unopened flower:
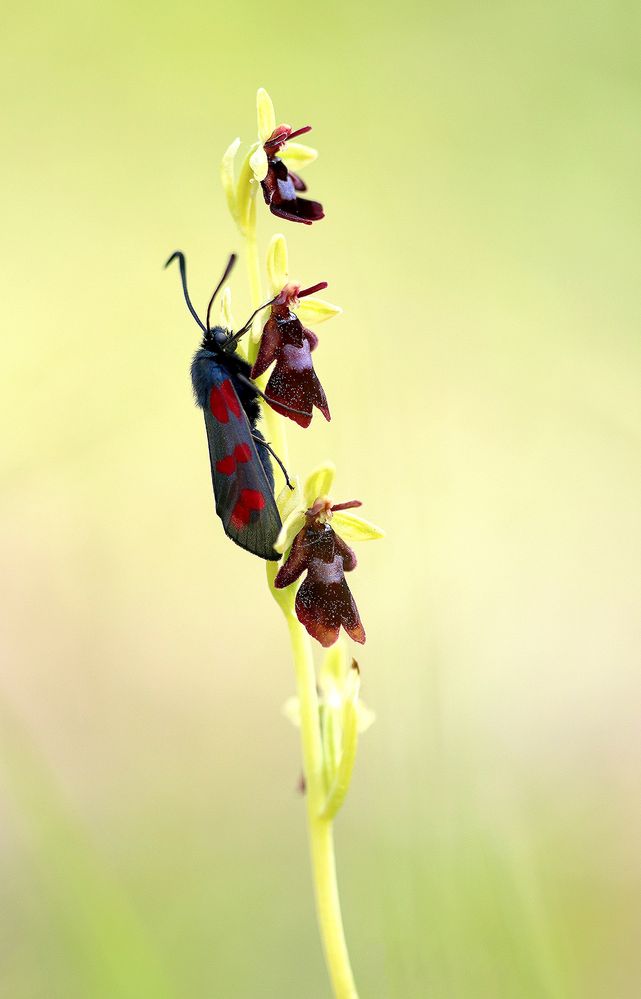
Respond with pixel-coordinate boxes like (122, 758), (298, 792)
(283, 643), (375, 736)
(274, 464), (384, 647)
(283, 643), (375, 816)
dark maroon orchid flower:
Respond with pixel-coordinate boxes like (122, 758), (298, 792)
(252, 282), (331, 429)
(274, 498), (366, 648)
(260, 125), (324, 225)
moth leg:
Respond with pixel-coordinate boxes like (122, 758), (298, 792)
(251, 435), (294, 491)
(235, 373), (312, 420)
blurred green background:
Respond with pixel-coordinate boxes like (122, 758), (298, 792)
(2, 1), (640, 996)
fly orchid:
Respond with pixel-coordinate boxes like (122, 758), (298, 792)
(222, 88), (323, 237)
(273, 463), (384, 647)
(250, 235), (341, 427)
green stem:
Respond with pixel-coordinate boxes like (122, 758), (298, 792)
(286, 615), (359, 999)
(246, 204), (357, 998)
(244, 220), (289, 485)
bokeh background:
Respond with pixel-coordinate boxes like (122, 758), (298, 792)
(2, 1), (640, 996)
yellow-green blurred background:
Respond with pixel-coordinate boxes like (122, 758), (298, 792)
(2, 1), (640, 996)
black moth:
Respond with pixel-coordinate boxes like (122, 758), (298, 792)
(166, 251), (294, 561)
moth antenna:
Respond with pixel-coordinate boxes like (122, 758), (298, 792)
(228, 295), (278, 345)
(206, 254), (237, 333)
(165, 251), (207, 333)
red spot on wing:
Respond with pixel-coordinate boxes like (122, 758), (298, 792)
(209, 380), (242, 423)
(244, 489), (265, 510)
(215, 455), (236, 475)
(221, 379), (241, 418)
(230, 489), (266, 528)
(209, 386), (229, 423)
(215, 443), (253, 477)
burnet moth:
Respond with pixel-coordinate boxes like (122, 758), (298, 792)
(166, 251), (297, 561)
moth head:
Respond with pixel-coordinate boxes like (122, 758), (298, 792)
(206, 326), (236, 352)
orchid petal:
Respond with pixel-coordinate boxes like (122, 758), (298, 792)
(249, 144), (268, 182)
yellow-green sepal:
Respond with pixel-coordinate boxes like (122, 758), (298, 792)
(256, 87), (276, 144)
(221, 137), (240, 224)
(235, 142), (260, 236)
(332, 511), (385, 542)
(280, 142), (318, 170)
(304, 462), (336, 507)
(266, 234), (289, 296)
